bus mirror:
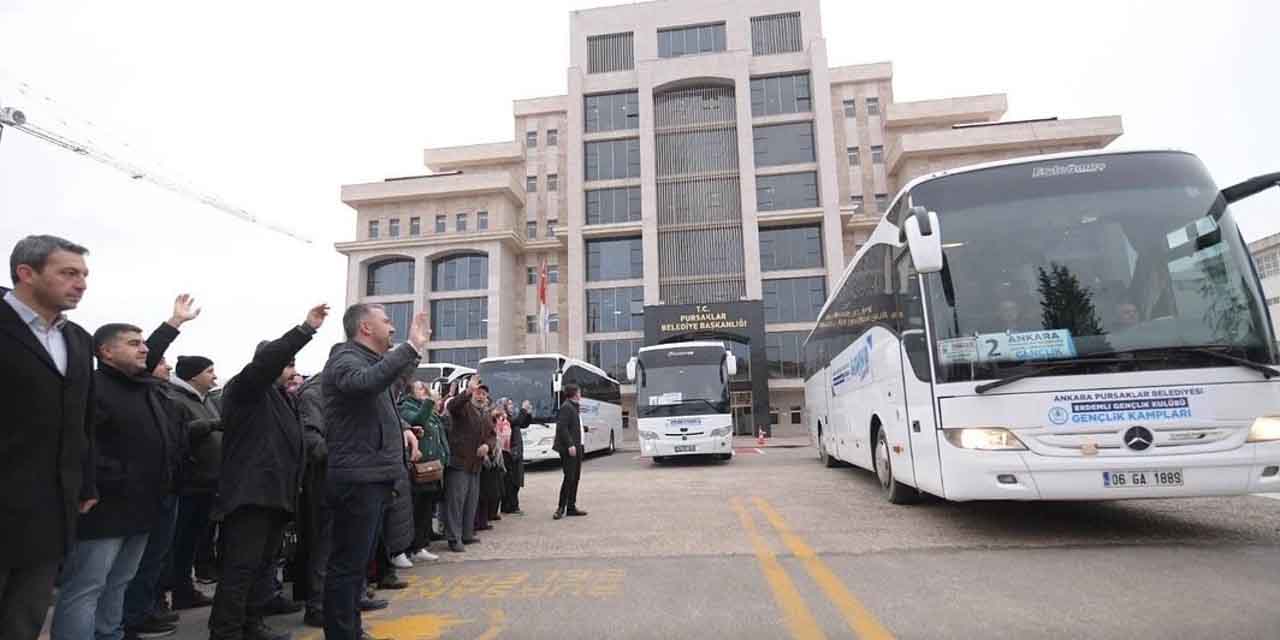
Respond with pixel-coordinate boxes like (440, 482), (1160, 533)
(903, 206), (944, 274)
(552, 373), (562, 392)
(725, 353), (738, 377)
(626, 357), (638, 382)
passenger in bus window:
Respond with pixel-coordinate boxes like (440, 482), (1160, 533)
(1113, 300), (1141, 331)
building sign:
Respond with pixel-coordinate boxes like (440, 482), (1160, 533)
(658, 306), (751, 334)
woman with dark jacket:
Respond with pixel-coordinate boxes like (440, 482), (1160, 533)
(475, 405), (509, 530)
(399, 381), (450, 562)
(501, 399), (532, 515)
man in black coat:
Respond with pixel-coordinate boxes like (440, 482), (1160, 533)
(552, 384), (588, 520)
(49, 302), (191, 640)
(321, 303), (427, 640)
(0, 236), (94, 640)
(208, 304), (329, 640)
(163, 355), (221, 611)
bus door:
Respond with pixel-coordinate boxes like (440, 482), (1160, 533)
(895, 252), (945, 496)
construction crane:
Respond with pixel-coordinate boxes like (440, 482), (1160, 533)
(0, 97), (312, 245)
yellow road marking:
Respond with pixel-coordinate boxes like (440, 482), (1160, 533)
(752, 497), (895, 640)
(475, 608), (508, 640)
(730, 496), (827, 640)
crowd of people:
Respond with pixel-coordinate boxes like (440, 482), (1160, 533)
(0, 234), (591, 640)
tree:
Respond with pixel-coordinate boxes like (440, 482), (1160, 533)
(1037, 263), (1105, 336)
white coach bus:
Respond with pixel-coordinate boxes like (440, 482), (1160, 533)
(413, 362), (475, 394)
(626, 341), (738, 462)
(805, 149), (1280, 503)
(477, 354), (622, 463)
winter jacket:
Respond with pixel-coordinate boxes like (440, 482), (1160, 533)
(445, 391), (496, 473)
(0, 289), (97, 567)
(216, 325), (313, 518)
(399, 397), (450, 467)
(162, 377), (222, 494)
(296, 372), (328, 468)
(554, 398), (583, 455)
(507, 409), (531, 488)
(321, 341), (419, 484)
(78, 323), (183, 540)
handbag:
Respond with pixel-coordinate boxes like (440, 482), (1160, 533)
(411, 458), (444, 484)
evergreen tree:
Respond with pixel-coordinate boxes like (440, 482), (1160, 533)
(1037, 263), (1105, 336)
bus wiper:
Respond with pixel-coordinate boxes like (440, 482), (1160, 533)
(974, 357), (1132, 394)
(675, 398), (723, 412)
(1122, 346), (1277, 379)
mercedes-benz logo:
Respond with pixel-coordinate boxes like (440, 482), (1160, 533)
(1123, 426), (1154, 452)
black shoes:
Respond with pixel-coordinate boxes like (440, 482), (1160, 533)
(378, 575), (409, 590)
(360, 596), (390, 611)
(462, 537), (480, 545)
(474, 524), (493, 531)
(261, 593), (303, 616)
(172, 588), (214, 610)
(244, 619), (291, 640)
(553, 508), (565, 520)
(448, 541), (466, 553)
(124, 617), (177, 638)
(566, 507), (588, 517)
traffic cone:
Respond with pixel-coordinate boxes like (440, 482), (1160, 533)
(757, 428), (765, 446)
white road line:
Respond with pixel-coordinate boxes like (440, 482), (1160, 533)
(1253, 493), (1280, 501)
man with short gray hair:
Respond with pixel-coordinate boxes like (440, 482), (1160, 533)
(0, 234), (95, 640)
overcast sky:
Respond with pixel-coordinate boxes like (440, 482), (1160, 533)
(1, 0), (1277, 377)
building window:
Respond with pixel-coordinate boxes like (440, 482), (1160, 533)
(749, 72), (811, 116)
(432, 253), (488, 292)
(387, 218), (400, 238)
(586, 236), (643, 281)
(428, 347), (486, 370)
(430, 297), (487, 341)
(851, 194), (864, 209)
(366, 258), (414, 296)
(750, 12), (802, 56)
(586, 286), (644, 333)
(409, 217), (421, 236)
(790, 406), (802, 424)
(548, 313), (560, 332)
(874, 193), (889, 211)
(477, 211), (488, 231)
(585, 91), (640, 133)
(759, 225), (823, 271)
(456, 213), (467, 232)
(757, 172), (819, 211)
(546, 222), (556, 239)
(842, 99), (855, 117)
(368, 220), (379, 240)
(548, 265), (560, 284)
(585, 138), (641, 181)
(763, 277), (826, 323)
(769, 408), (779, 425)
(870, 145), (884, 164)
(383, 301), (413, 345)
(526, 314), (537, 334)
(586, 186), (642, 225)
(658, 22), (726, 58)
(547, 129), (558, 146)
(586, 338), (642, 381)
(866, 96), (881, 116)
(547, 174), (558, 191)
(435, 215), (446, 233)
(526, 222), (537, 240)
(622, 411), (630, 430)
(526, 176), (537, 192)
(526, 131), (537, 148)
(753, 121), (816, 167)
(847, 147), (860, 167)
(587, 31), (635, 74)
(527, 266), (537, 285)
(1257, 251), (1280, 278)
(766, 331), (806, 378)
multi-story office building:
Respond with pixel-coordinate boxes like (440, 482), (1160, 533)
(337, 0), (1123, 437)
(1249, 232), (1280, 331)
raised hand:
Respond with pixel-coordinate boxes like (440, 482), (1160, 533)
(168, 293), (202, 327)
(522, 400), (533, 412)
(409, 311), (430, 351)
(304, 303), (329, 330)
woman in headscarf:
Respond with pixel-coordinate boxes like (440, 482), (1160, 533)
(475, 403), (509, 530)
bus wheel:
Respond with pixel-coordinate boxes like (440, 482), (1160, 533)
(653, 456), (667, 464)
(874, 427), (918, 505)
(608, 432), (616, 455)
(717, 453), (732, 462)
(819, 428), (838, 468)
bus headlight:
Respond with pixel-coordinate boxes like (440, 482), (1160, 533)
(639, 430), (659, 440)
(709, 426), (732, 438)
(1248, 416), (1280, 442)
(943, 428), (1028, 451)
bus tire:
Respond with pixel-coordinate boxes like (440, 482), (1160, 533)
(653, 456), (667, 464)
(717, 453), (732, 462)
(818, 426), (839, 468)
(874, 425), (918, 505)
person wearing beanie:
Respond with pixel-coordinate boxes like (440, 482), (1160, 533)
(162, 355), (221, 611)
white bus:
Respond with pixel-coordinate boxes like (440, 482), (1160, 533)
(626, 341), (738, 462)
(477, 354), (623, 463)
(412, 363), (475, 395)
(805, 149), (1280, 503)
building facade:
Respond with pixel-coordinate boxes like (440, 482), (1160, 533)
(337, 0), (1123, 437)
(1249, 232), (1280, 332)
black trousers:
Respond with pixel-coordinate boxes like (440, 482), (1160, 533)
(299, 462), (331, 614)
(0, 561), (59, 640)
(500, 454), (521, 513)
(410, 490), (440, 552)
(324, 480), (391, 640)
(208, 506), (289, 640)
(558, 448), (582, 510)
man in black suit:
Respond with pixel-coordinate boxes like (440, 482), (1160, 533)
(552, 384), (588, 520)
(0, 235), (95, 640)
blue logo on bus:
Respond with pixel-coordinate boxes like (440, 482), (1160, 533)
(1048, 406), (1070, 425)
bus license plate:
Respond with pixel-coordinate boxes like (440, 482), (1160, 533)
(674, 445), (697, 453)
(1102, 469), (1183, 488)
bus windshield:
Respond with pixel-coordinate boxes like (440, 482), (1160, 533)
(637, 347), (729, 417)
(912, 151), (1276, 384)
(477, 358), (559, 421)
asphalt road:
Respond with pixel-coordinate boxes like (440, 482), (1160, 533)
(158, 444), (1280, 639)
